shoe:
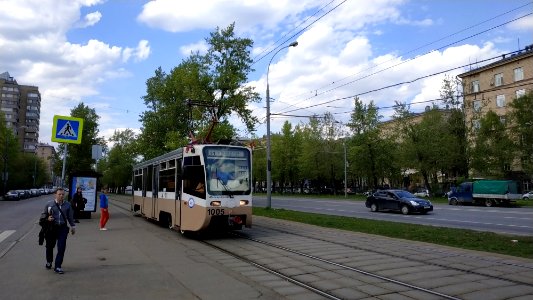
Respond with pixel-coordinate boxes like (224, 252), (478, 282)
(100, 228), (107, 231)
(45, 262), (52, 269)
(74, 220), (80, 223)
(54, 268), (64, 274)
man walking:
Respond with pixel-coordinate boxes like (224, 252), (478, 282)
(42, 187), (76, 274)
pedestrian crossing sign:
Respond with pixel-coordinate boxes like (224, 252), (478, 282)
(51, 115), (84, 144)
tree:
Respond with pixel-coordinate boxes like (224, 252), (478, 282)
(271, 121), (302, 192)
(508, 92), (533, 177)
(138, 23), (260, 160)
(100, 129), (138, 193)
(0, 113), (21, 193)
(469, 110), (515, 177)
(348, 98), (389, 189)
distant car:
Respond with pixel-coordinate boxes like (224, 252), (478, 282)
(4, 190), (21, 201)
(523, 191), (533, 200)
(16, 190), (30, 199)
(365, 189), (433, 215)
(125, 186), (133, 195)
(413, 188), (430, 197)
(30, 188), (40, 197)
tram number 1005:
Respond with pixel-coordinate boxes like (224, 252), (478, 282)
(208, 208), (225, 216)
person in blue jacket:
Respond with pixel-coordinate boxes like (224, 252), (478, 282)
(99, 188), (109, 230)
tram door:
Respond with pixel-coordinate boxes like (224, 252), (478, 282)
(152, 164), (160, 218)
(180, 164), (206, 231)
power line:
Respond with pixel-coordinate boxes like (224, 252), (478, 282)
(251, 0), (337, 64)
(274, 49), (528, 115)
(275, 7), (533, 114)
(271, 81), (533, 120)
(252, 0), (348, 66)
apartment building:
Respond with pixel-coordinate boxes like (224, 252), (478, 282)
(458, 45), (533, 134)
(0, 71), (41, 152)
(35, 143), (56, 186)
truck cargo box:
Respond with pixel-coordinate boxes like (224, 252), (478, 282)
(472, 180), (518, 195)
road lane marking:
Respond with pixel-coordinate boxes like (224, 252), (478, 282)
(0, 230), (16, 244)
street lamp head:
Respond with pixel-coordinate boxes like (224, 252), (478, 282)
(289, 41), (298, 47)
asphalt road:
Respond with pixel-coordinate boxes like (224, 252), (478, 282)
(253, 195), (533, 236)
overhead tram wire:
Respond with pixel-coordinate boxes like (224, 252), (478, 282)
(274, 49), (525, 115)
(252, 0), (348, 66)
(271, 81), (533, 121)
(275, 9), (533, 114)
(251, 0), (337, 65)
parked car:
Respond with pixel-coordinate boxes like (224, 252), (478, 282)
(413, 188), (430, 197)
(365, 189), (433, 215)
(523, 191), (533, 200)
(4, 190), (21, 201)
(16, 190), (30, 199)
(30, 188), (40, 197)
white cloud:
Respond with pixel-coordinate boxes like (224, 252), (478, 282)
(508, 14), (533, 31)
(123, 40), (151, 63)
(179, 41), (209, 56)
(79, 11), (102, 28)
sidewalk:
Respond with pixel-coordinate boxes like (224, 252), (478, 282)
(0, 202), (280, 300)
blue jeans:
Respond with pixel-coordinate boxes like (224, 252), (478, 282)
(45, 224), (69, 268)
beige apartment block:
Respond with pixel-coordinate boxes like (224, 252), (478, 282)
(458, 45), (533, 135)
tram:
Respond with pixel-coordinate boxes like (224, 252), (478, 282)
(131, 144), (252, 233)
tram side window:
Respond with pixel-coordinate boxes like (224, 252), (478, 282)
(183, 165), (206, 199)
(184, 156), (201, 166)
(159, 168), (175, 192)
(146, 166), (153, 192)
(133, 173), (142, 192)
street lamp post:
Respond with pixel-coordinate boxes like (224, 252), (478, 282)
(343, 140), (347, 198)
(266, 41), (298, 208)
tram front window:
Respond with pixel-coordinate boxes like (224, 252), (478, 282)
(204, 147), (251, 196)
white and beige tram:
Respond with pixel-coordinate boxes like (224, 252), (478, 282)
(131, 144), (252, 233)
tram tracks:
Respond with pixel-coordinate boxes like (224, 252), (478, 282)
(249, 221), (533, 286)
(112, 198), (533, 299)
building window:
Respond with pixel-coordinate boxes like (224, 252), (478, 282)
(496, 95), (505, 107)
(471, 80), (480, 93)
(473, 100), (482, 111)
(514, 67), (524, 81)
(499, 115), (506, 124)
(516, 89), (526, 98)
(494, 73), (503, 86)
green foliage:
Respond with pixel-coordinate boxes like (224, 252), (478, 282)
(99, 129), (138, 191)
(470, 110), (516, 177)
(137, 23), (260, 160)
(508, 91), (533, 176)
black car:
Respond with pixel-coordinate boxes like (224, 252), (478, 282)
(365, 189), (433, 215)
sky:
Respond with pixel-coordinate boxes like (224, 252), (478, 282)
(1, 0), (532, 148)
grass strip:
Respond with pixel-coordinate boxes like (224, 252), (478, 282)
(253, 207), (533, 259)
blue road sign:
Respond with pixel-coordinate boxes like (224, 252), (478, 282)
(51, 115), (84, 144)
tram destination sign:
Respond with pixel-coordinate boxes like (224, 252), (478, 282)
(206, 148), (247, 158)
(51, 115), (84, 144)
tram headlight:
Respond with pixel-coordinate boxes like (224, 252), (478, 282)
(210, 201), (221, 207)
(239, 200), (249, 206)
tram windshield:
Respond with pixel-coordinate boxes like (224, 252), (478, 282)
(203, 146), (251, 195)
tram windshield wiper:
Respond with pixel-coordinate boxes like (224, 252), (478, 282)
(215, 169), (234, 198)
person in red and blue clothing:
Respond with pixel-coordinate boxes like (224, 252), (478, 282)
(99, 188), (109, 230)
